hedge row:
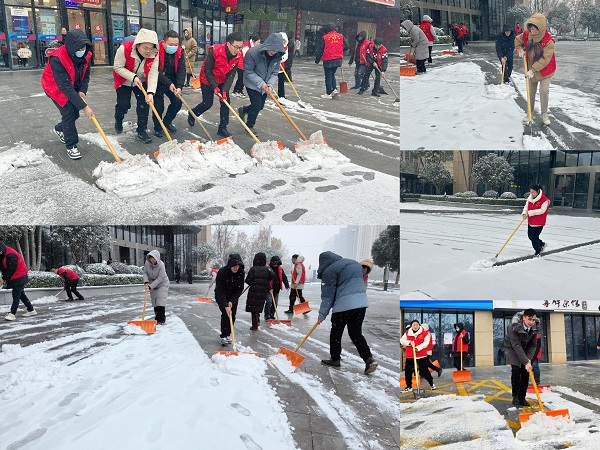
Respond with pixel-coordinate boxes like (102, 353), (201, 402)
(419, 194), (527, 206)
(14, 271), (144, 289)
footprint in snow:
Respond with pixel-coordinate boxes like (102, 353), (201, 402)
(229, 403), (251, 416)
(58, 392), (79, 407)
(298, 176), (325, 183)
(315, 185), (338, 192)
(282, 209), (307, 222)
(240, 434), (262, 450)
(7, 428), (47, 450)
(210, 377), (220, 387)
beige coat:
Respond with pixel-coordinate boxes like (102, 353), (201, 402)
(182, 27), (197, 75)
(514, 13), (555, 82)
(113, 28), (159, 93)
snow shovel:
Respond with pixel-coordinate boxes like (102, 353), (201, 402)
(523, 54), (533, 134)
(185, 57), (201, 89)
(404, 46), (416, 64)
(411, 343), (425, 398)
(266, 89), (308, 141)
(216, 91), (260, 143)
(518, 368), (569, 423)
(177, 93), (213, 142)
(452, 349), (471, 382)
(339, 66), (349, 94)
(501, 59), (506, 85)
(374, 65), (399, 103)
(490, 216), (527, 265)
(198, 284), (213, 303)
(276, 321), (320, 369)
(54, 288), (64, 298)
(268, 291), (292, 327)
(138, 84), (172, 141)
(127, 284), (157, 333)
(214, 312), (258, 357)
(281, 65), (309, 107)
(82, 99), (121, 163)
(292, 288), (311, 314)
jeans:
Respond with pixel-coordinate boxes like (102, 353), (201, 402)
(244, 88), (267, 128)
(264, 292), (273, 320)
(52, 99), (81, 148)
(329, 307), (372, 362)
(218, 299), (238, 338)
(324, 67), (338, 94)
(191, 82), (230, 129)
(11, 284), (34, 315)
(66, 279), (84, 300)
(527, 225), (545, 254)
(153, 88), (182, 130)
(457, 37), (464, 53)
(354, 64), (368, 88)
(115, 84), (150, 133)
(416, 59), (426, 73)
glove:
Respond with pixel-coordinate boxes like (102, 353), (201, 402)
(213, 87), (222, 98)
(219, 91), (227, 102)
(526, 69), (534, 79)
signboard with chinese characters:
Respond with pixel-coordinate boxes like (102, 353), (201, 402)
(494, 300), (600, 313)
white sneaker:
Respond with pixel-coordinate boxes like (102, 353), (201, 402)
(430, 384), (437, 390)
(225, 336), (232, 343)
(66, 146), (81, 160)
(400, 387), (412, 393)
(54, 129), (65, 143)
(4, 313), (16, 321)
(238, 93), (247, 99)
(331, 89), (339, 98)
(221, 337), (228, 345)
(320, 93), (332, 99)
(23, 310), (37, 317)
(541, 112), (551, 125)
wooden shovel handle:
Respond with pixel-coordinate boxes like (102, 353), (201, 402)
(82, 98), (121, 163)
(138, 84), (172, 141)
(281, 65), (300, 99)
(142, 284), (149, 320)
(216, 93), (261, 143)
(228, 312), (236, 351)
(266, 89), (307, 141)
(271, 291), (279, 321)
(528, 368), (544, 412)
(294, 321), (320, 352)
(177, 93), (213, 142)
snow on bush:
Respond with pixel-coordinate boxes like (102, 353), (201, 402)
(128, 265), (143, 275)
(85, 263), (116, 275)
(500, 192), (517, 199)
(454, 191), (478, 198)
(483, 190), (498, 198)
(83, 274), (142, 286)
(63, 265), (85, 278)
(26, 271), (64, 288)
(109, 262), (131, 274)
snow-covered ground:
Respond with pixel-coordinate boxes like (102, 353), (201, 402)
(400, 211), (600, 299)
(400, 59), (600, 150)
(0, 134), (399, 224)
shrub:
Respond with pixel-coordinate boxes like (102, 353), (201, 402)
(500, 192), (517, 199)
(83, 274), (143, 286)
(454, 191), (478, 198)
(483, 190), (498, 198)
(109, 262), (131, 274)
(418, 194), (527, 207)
(25, 271), (64, 289)
(63, 265), (85, 278)
(85, 263), (116, 275)
(128, 265), (143, 275)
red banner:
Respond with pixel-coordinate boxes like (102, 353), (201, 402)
(296, 9), (302, 41)
(364, 0), (395, 5)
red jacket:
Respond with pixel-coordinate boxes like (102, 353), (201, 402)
(159, 42), (183, 73)
(452, 329), (469, 353)
(353, 39), (370, 64)
(366, 43), (387, 70)
(41, 45), (92, 107)
(523, 30), (556, 78)
(322, 31), (344, 61)
(113, 41), (156, 89)
(419, 21), (435, 43)
(237, 40), (252, 70)
(57, 267), (79, 281)
(1, 246), (28, 285)
(292, 262), (306, 285)
(460, 25), (468, 38)
(402, 327), (431, 359)
(525, 191), (550, 226)
(515, 25), (523, 34)
(200, 44), (241, 87)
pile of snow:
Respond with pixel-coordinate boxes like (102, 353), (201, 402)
(211, 352), (265, 376)
(200, 138), (254, 175)
(92, 154), (164, 197)
(295, 130), (350, 168)
(154, 139), (207, 172)
(523, 133), (554, 150)
(250, 141), (299, 169)
(484, 83), (517, 100)
(516, 412), (575, 442)
(122, 323), (148, 335)
(0, 142), (45, 176)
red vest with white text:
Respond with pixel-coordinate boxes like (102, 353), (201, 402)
(322, 31), (344, 61)
(200, 44), (241, 87)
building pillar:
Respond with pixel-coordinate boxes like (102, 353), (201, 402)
(475, 311), (494, 367)
(548, 312), (567, 364)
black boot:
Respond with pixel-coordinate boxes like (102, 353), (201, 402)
(437, 367), (443, 377)
(512, 396), (520, 406)
(321, 359), (341, 368)
(115, 117), (123, 134)
(519, 397), (531, 407)
(188, 113), (195, 127)
(250, 313), (259, 330)
(137, 130), (152, 144)
(217, 127), (231, 138)
(364, 357), (378, 374)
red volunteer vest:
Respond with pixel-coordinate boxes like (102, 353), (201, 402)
(322, 31), (344, 61)
(113, 40), (156, 89)
(200, 44), (241, 87)
(58, 267), (79, 281)
(452, 330), (469, 353)
(292, 262), (306, 284)
(353, 39), (370, 64)
(419, 22), (435, 43)
(41, 45), (92, 107)
(159, 43), (182, 73)
(536, 333), (542, 360)
(367, 44), (387, 68)
(2, 247), (28, 281)
(404, 328), (430, 359)
(238, 40), (252, 70)
(527, 192), (549, 226)
(523, 30), (556, 78)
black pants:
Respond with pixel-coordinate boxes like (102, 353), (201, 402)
(502, 57), (514, 83)
(10, 284), (34, 315)
(329, 307), (372, 362)
(65, 279), (84, 300)
(360, 66), (380, 94)
(154, 305), (166, 324)
(153, 88), (182, 131)
(233, 67), (244, 94)
(457, 37), (464, 53)
(185, 73), (191, 86)
(277, 67), (291, 97)
(416, 59), (426, 73)
(428, 46), (432, 63)
(52, 99), (80, 148)
(527, 225), (545, 254)
(191, 82), (229, 129)
(354, 64), (367, 88)
(288, 288), (306, 310)
(453, 355), (467, 370)
(115, 84), (150, 133)
(218, 299), (238, 338)
(511, 364), (529, 399)
(404, 357), (434, 388)
(242, 88), (267, 128)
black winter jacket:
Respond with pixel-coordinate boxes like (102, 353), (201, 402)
(158, 49), (186, 91)
(214, 253), (245, 308)
(269, 255), (289, 295)
(245, 252), (275, 313)
(495, 30), (515, 61)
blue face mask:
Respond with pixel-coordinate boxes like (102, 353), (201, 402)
(165, 45), (178, 54)
(75, 50), (86, 58)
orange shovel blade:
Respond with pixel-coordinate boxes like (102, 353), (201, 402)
(429, 360), (441, 373)
(216, 136), (233, 145)
(293, 302), (311, 315)
(197, 297), (211, 303)
(191, 77), (201, 89)
(276, 346), (305, 368)
(527, 385), (551, 394)
(400, 376), (420, 389)
(154, 150), (160, 159)
(214, 350), (258, 357)
(518, 409), (570, 423)
(127, 320), (157, 334)
(443, 50), (455, 55)
(277, 141), (284, 150)
(339, 81), (348, 94)
(268, 319), (292, 327)
(452, 370), (472, 382)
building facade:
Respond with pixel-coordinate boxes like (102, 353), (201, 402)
(0, 0), (398, 70)
(400, 300), (600, 369)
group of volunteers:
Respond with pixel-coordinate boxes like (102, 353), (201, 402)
(41, 23), (391, 160)
(2, 242), (379, 375)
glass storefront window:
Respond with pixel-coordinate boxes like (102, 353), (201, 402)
(573, 173), (589, 209)
(112, 0), (126, 15)
(142, 17), (154, 31)
(35, 8), (59, 67)
(565, 152), (579, 167)
(142, 0), (155, 18)
(167, 0), (179, 33)
(127, 0), (140, 16)
(6, 6), (37, 69)
(594, 173), (600, 210)
(156, 18), (168, 40)
(592, 152), (600, 166)
(578, 151), (592, 166)
(4, 0), (31, 6)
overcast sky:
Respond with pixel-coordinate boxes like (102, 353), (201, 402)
(233, 226), (343, 270)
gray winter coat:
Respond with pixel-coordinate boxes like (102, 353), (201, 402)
(143, 250), (170, 307)
(401, 20), (430, 61)
(504, 311), (539, 366)
(243, 33), (285, 93)
(317, 251), (368, 321)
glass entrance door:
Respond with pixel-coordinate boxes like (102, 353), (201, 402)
(87, 9), (108, 65)
(5, 6), (37, 68)
(553, 174), (575, 207)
